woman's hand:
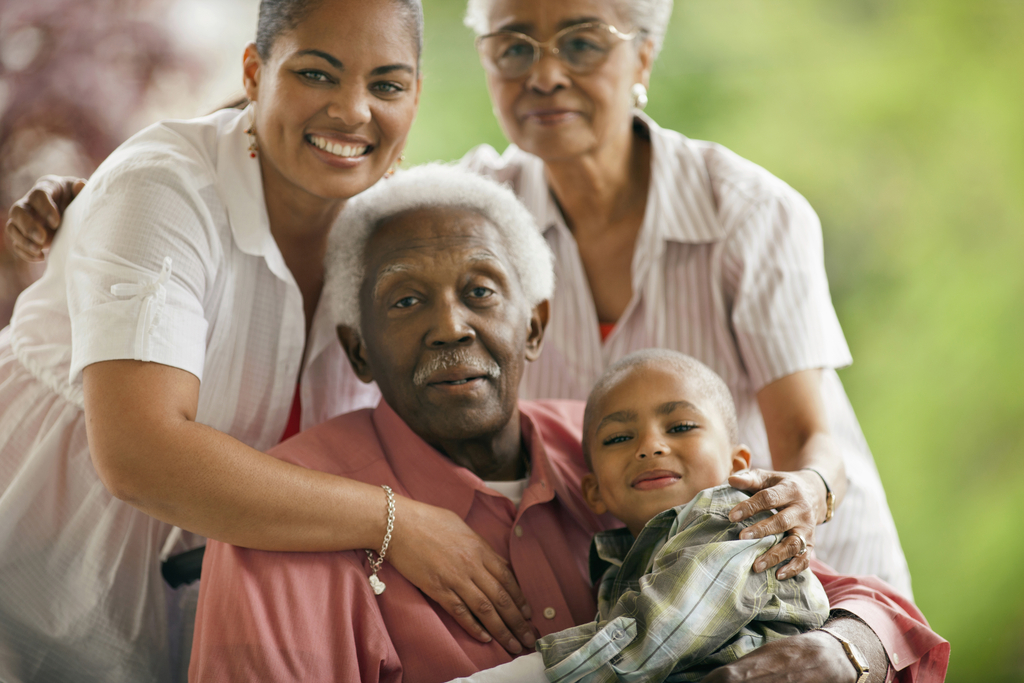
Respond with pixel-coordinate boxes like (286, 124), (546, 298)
(727, 468), (824, 579)
(386, 496), (537, 655)
(4, 175), (84, 261)
(737, 368), (848, 579)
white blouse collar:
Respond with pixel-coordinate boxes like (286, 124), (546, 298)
(214, 106), (296, 286)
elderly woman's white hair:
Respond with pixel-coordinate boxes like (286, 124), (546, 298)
(463, 0), (674, 60)
(325, 162), (555, 334)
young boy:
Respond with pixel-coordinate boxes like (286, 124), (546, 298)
(451, 349), (829, 683)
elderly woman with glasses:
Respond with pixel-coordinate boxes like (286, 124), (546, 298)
(461, 0), (913, 599)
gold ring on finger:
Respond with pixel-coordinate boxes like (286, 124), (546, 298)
(789, 531), (808, 556)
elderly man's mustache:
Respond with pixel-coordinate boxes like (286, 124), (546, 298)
(413, 349), (502, 387)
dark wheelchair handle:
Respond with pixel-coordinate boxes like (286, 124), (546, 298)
(161, 546), (206, 588)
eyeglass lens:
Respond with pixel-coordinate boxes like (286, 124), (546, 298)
(480, 25), (622, 78)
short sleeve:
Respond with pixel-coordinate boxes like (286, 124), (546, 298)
(723, 185), (853, 391)
(66, 147), (217, 383)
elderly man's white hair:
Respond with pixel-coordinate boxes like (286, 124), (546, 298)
(325, 162), (555, 335)
(463, 0), (674, 60)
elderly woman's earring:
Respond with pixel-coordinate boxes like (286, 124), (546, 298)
(385, 153), (405, 179)
(630, 83), (648, 111)
(246, 107), (259, 159)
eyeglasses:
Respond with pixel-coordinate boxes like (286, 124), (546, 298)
(476, 22), (638, 80)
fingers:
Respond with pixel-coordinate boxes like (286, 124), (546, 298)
(740, 504), (801, 541)
(390, 501), (535, 654)
(443, 589), (495, 646)
(5, 194), (56, 262)
(26, 184), (63, 232)
(5, 216), (45, 262)
(753, 533), (813, 579)
(728, 479), (787, 523)
(469, 560), (536, 652)
(485, 553), (532, 621)
(727, 468), (774, 494)
(444, 578), (531, 654)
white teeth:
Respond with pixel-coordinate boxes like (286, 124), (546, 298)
(308, 135), (369, 158)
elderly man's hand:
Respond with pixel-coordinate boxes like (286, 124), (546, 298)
(388, 497), (537, 654)
(704, 616), (887, 683)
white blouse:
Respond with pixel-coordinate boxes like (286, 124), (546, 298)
(0, 108), (377, 682)
(462, 113), (913, 597)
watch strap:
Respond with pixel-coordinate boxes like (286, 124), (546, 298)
(819, 626), (871, 683)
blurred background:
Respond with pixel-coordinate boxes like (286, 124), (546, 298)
(1, 0), (1022, 679)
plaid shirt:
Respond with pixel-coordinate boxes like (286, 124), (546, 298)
(536, 485), (830, 683)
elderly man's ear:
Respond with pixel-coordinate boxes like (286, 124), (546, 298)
(338, 326), (375, 384)
(524, 299), (550, 361)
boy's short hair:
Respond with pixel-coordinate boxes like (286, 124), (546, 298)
(582, 350), (740, 468)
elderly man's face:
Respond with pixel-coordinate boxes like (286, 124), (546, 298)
(341, 206), (547, 445)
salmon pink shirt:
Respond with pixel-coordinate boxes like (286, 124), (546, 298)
(190, 400), (947, 683)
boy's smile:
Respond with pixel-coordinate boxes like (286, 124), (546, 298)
(582, 364), (750, 536)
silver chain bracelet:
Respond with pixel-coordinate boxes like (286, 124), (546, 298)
(366, 485), (395, 595)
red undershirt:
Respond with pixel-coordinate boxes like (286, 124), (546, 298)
(599, 322), (616, 342)
(279, 384), (302, 443)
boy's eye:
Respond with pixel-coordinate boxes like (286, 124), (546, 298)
(668, 423), (696, 434)
(602, 434), (632, 446)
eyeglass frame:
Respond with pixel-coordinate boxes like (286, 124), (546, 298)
(475, 22), (640, 79)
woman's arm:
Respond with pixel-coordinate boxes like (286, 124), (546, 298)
(83, 359), (536, 653)
(727, 368), (849, 579)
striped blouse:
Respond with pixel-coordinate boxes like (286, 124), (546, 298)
(461, 113), (913, 597)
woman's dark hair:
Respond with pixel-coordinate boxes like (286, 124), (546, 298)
(255, 0), (424, 67)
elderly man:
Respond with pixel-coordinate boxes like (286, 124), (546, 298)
(189, 165), (946, 683)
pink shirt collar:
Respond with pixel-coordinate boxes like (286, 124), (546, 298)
(371, 400), (594, 529)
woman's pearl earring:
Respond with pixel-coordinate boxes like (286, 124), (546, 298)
(630, 83), (648, 110)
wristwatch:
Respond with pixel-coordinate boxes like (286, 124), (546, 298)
(819, 626), (871, 683)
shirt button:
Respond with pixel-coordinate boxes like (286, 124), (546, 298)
(514, 525), (524, 538)
(613, 629), (625, 640)
(543, 607), (556, 620)
(893, 652), (900, 665)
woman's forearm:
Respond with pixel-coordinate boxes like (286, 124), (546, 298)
(780, 432), (848, 511)
(119, 419), (390, 552)
(757, 369), (849, 513)
(83, 359), (389, 552)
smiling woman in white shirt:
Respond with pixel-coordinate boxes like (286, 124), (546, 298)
(0, 0), (549, 679)
(459, 0), (912, 597)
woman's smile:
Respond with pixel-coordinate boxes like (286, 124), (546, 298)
(305, 132), (374, 168)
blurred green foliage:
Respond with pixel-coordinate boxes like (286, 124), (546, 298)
(407, 1), (1024, 680)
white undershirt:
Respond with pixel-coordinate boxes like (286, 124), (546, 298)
(482, 477), (530, 508)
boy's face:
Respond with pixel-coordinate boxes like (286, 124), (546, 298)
(582, 364), (750, 536)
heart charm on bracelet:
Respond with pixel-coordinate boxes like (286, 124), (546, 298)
(369, 574), (386, 595)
